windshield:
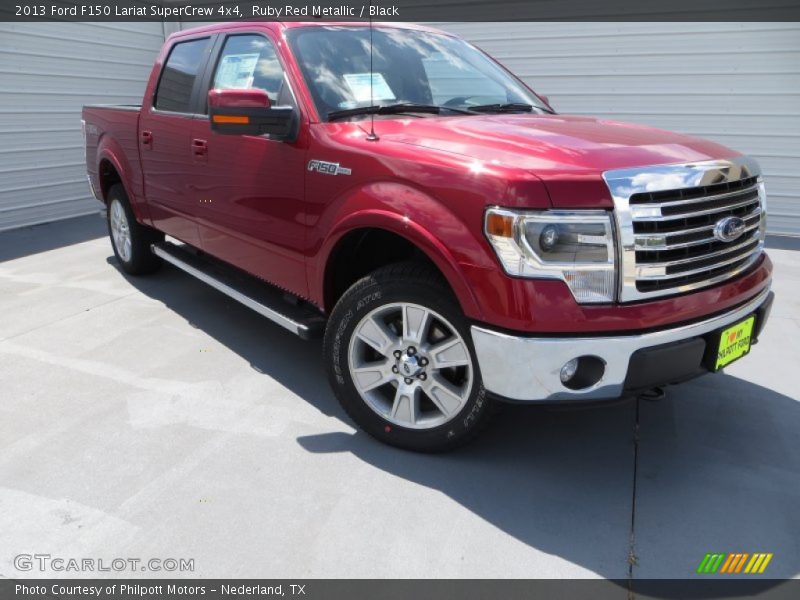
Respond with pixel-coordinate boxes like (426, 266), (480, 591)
(286, 26), (548, 121)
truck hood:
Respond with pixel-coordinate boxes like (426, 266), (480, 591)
(375, 114), (740, 207)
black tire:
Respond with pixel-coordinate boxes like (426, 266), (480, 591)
(323, 261), (494, 452)
(106, 183), (163, 275)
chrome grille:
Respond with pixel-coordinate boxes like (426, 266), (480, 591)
(603, 158), (766, 302)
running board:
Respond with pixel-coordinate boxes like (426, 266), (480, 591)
(152, 242), (325, 340)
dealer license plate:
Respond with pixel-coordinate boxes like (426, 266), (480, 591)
(714, 316), (755, 370)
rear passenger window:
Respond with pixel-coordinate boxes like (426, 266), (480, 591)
(211, 35), (287, 105)
(155, 38), (211, 113)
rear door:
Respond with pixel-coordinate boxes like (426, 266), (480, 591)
(189, 31), (308, 295)
(139, 36), (214, 247)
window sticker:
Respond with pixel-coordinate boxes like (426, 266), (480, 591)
(343, 73), (396, 103)
(214, 53), (260, 89)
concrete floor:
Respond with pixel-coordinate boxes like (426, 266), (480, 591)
(0, 215), (798, 585)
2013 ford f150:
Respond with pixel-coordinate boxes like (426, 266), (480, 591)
(82, 21), (774, 452)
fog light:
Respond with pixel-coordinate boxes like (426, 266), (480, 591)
(560, 358), (579, 383)
(560, 355), (606, 390)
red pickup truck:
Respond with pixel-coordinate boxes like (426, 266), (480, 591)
(83, 21), (773, 452)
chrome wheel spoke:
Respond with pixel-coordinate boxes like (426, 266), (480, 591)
(402, 304), (430, 346)
(424, 374), (469, 416)
(391, 385), (420, 426)
(352, 361), (394, 392)
(355, 315), (397, 357)
(428, 337), (470, 369)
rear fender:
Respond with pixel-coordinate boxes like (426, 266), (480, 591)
(96, 135), (149, 223)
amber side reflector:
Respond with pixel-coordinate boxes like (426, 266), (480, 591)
(212, 115), (250, 124)
(486, 212), (514, 237)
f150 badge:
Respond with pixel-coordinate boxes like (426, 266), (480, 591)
(308, 160), (352, 176)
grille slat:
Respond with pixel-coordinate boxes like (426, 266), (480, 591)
(631, 193), (760, 221)
(636, 234), (760, 279)
(629, 176), (758, 205)
(636, 255), (756, 294)
(640, 186), (759, 210)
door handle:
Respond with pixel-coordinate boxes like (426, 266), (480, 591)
(141, 130), (153, 147)
(191, 138), (208, 157)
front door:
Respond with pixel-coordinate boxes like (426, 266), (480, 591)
(191, 32), (308, 296)
(139, 36), (213, 248)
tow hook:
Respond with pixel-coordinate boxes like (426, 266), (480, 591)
(638, 386), (666, 402)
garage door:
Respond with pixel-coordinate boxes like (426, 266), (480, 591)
(0, 23), (169, 232)
(441, 22), (800, 236)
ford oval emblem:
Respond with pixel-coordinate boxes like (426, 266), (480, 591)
(713, 216), (746, 243)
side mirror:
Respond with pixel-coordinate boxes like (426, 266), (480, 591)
(538, 94), (553, 110)
(208, 89), (297, 140)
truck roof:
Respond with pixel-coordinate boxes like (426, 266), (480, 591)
(170, 20), (449, 41)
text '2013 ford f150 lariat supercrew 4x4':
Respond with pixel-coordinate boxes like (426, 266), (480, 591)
(82, 21), (774, 452)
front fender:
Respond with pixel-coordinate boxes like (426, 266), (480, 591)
(312, 181), (498, 320)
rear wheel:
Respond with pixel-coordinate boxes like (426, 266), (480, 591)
(324, 262), (493, 452)
(107, 183), (163, 275)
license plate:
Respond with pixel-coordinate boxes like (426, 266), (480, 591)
(714, 316), (756, 370)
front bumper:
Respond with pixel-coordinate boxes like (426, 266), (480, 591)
(471, 287), (773, 402)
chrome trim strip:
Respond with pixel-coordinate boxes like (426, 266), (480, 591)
(631, 183), (759, 210)
(471, 287), (770, 402)
(636, 251), (763, 292)
(631, 195), (760, 221)
(636, 232), (760, 274)
(152, 244), (309, 337)
(636, 243), (761, 280)
(602, 157), (764, 303)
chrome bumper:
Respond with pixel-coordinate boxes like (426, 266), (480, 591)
(471, 287), (771, 402)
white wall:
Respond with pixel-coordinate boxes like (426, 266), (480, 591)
(0, 22), (168, 231)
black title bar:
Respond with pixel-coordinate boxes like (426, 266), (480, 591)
(3, 0), (800, 22)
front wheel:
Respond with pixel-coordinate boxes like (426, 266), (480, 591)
(323, 262), (493, 452)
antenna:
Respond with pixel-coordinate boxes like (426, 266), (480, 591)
(366, 0), (379, 141)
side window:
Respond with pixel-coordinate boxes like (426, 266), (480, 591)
(212, 35), (288, 105)
(154, 38), (211, 113)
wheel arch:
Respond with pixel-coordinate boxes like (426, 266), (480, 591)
(318, 210), (484, 321)
(95, 135), (149, 223)
(98, 157), (123, 202)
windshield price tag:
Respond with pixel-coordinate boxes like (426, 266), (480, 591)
(343, 73), (396, 103)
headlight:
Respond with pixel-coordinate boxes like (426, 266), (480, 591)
(485, 208), (617, 303)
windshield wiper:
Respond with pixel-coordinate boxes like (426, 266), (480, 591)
(327, 103), (474, 121)
(469, 102), (556, 114)
(468, 103), (536, 113)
